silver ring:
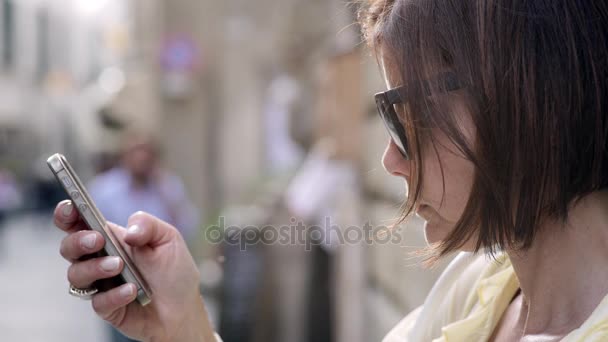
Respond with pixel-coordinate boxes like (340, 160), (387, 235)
(69, 284), (99, 300)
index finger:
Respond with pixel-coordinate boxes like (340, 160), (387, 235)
(53, 200), (83, 233)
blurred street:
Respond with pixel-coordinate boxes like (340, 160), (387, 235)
(0, 213), (106, 342)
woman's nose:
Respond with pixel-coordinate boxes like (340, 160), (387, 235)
(382, 139), (411, 179)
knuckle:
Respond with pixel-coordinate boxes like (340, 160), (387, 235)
(66, 264), (80, 285)
(92, 293), (121, 322)
(59, 246), (68, 260)
(91, 296), (105, 315)
(53, 216), (70, 230)
(59, 236), (73, 259)
(68, 260), (99, 286)
(103, 306), (122, 325)
(166, 224), (179, 237)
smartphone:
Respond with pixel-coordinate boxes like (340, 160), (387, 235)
(47, 153), (153, 306)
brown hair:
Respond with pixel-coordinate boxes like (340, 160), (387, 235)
(359, 0), (608, 259)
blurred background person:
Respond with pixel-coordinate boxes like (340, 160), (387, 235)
(283, 138), (357, 342)
(90, 129), (198, 242)
(89, 129), (199, 342)
(263, 71), (304, 175)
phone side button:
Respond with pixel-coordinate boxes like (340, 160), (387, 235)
(78, 203), (88, 213)
(61, 177), (73, 188)
(71, 191), (81, 200)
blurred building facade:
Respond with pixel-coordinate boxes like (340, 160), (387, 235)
(129, 0), (342, 219)
(0, 0), (452, 341)
(0, 0), (133, 184)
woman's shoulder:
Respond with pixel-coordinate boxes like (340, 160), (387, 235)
(383, 251), (508, 342)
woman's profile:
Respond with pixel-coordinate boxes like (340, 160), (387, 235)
(360, 0), (608, 340)
(52, 0), (608, 341)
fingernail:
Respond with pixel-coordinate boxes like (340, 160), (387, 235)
(100, 257), (121, 272)
(127, 225), (141, 235)
(120, 284), (135, 298)
(62, 202), (73, 217)
(81, 234), (97, 249)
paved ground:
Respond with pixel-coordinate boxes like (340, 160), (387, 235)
(0, 212), (108, 342)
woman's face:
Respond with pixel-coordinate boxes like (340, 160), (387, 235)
(381, 55), (477, 249)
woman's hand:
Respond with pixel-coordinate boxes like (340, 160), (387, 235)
(53, 200), (217, 342)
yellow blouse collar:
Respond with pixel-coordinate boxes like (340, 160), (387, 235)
(435, 252), (608, 341)
(436, 253), (519, 342)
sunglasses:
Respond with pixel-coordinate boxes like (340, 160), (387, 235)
(374, 72), (464, 159)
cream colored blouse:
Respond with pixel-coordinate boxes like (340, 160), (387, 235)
(383, 252), (608, 341)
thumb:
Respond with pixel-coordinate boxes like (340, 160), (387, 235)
(123, 211), (178, 248)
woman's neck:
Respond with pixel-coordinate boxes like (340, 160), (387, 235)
(507, 190), (608, 336)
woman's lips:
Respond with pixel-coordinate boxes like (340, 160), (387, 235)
(416, 204), (432, 220)
(417, 204), (430, 212)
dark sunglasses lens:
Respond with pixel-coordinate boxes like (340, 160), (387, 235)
(376, 100), (408, 158)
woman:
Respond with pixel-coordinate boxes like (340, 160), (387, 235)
(53, 0), (608, 341)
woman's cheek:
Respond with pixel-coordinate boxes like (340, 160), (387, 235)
(416, 129), (475, 223)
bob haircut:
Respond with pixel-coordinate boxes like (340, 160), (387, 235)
(359, 0), (608, 259)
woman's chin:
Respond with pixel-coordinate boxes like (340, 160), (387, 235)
(423, 220), (477, 252)
(423, 220), (445, 245)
